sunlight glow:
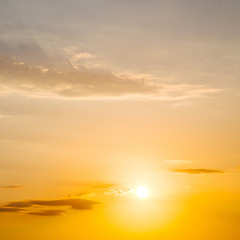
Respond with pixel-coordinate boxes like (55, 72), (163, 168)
(136, 186), (149, 199)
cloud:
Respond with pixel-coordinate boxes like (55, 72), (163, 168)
(0, 207), (24, 213)
(0, 56), (155, 98)
(6, 198), (100, 210)
(0, 185), (24, 189)
(75, 52), (94, 60)
(0, 56), (221, 100)
(171, 168), (225, 174)
(104, 187), (133, 196)
(5, 202), (33, 208)
(67, 191), (95, 198)
(28, 210), (65, 216)
(90, 183), (133, 196)
(0, 198), (100, 216)
(64, 47), (97, 69)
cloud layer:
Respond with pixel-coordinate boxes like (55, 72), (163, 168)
(0, 57), (156, 98)
(0, 57), (220, 100)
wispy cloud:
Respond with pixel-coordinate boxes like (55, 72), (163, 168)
(0, 207), (24, 212)
(67, 191), (95, 198)
(64, 47), (96, 69)
(0, 185), (24, 189)
(104, 187), (133, 196)
(0, 56), (221, 100)
(6, 198), (100, 210)
(171, 168), (225, 174)
(28, 210), (65, 216)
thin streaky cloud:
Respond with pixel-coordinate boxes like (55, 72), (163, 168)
(4, 198), (100, 211)
(171, 169), (225, 174)
(28, 210), (65, 216)
(0, 207), (24, 212)
(0, 185), (24, 189)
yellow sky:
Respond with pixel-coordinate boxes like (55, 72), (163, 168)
(0, 0), (240, 239)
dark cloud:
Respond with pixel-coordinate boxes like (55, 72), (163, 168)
(28, 199), (100, 210)
(5, 202), (32, 208)
(0, 185), (24, 189)
(0, 207), (24, 212)
(171, 168), (225, 174)
(4, 198), (100, 213)
(28, 210), (65, 216)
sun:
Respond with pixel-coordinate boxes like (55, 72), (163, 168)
(136, 186), (149, 199)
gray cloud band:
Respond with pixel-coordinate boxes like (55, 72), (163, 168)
(0, 198), (100, 216)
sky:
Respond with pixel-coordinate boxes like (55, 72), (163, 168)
(0, 0), (240, 239)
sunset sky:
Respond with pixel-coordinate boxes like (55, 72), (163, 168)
(0, 1), (240, 239)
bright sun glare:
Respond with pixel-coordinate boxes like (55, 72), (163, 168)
(136, 186), (149, 199)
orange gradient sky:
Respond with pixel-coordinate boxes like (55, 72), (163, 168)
(0, 1), (240, 239)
